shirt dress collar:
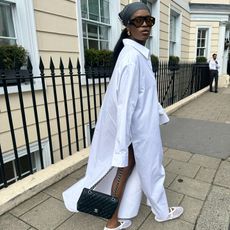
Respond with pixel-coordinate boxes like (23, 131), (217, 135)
(123, 39), (150, 60)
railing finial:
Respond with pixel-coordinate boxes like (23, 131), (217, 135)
(59, 57), (64, 70)
(39, 57), (44, 71)
(77, 58), (81, 70)
(27, 57), (33, 71)
(68, 58), (73, 71)
(50, 57), (55, 71)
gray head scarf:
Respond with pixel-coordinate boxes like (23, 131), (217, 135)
(119, 2), (150, 26)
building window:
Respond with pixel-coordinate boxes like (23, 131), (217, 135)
(0, 0), (40, 92)
(81, 0), (110, 50)
(196, 28), (208, 57)
(169, 14), (176, 56)
(0, 140), (50, 188)
(169, 9), (181, 57)
(0, 152), (37, 187)
(0, 2), (16, 45)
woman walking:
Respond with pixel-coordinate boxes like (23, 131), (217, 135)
(63, 2), (183, 230)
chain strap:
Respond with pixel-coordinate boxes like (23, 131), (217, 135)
(112, 168), (123, 196)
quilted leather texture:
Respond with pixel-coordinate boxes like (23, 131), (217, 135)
(77, 188), (119, 219)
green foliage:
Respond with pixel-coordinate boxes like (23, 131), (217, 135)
(168, 55), (180, 71)
(196, 56), (207, 64)
(151, 54), (159, 72)
(0, 45), (27, 70)
(84, 49), (113, 67)
(169, 55), (180, 65)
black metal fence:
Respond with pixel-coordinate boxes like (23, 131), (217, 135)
(0, 58), (209, 188)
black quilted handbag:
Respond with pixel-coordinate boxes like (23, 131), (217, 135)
(77, 168), (119, 219)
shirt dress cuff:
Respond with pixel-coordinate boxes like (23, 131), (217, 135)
(159, 113), (169, 125)
(111, 151), (128, 167)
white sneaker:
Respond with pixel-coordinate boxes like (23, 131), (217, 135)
(155, 206), (184, 222)
(104, 220), (132, 230)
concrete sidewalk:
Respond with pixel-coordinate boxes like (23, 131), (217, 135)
(0, 87), (230, 230)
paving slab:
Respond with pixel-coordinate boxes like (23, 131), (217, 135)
(188, 154), (221, 169)
(195, 167), (216, 183)
(9, 192), (50, 217)
(168, 176), (211, 200)
(20, 197), (72, 230)
(139, 216), (194, 230)
(163, 157), (172, 167)
(164, 171), (177, 187)
(0, 213), (30, 230)
(164, 149), (192, 162)
(165, 189), (184, 206)
(142, 189), (184, 209)
(165, 160), (200, 178)
(214, 161), (230, 189)
(180, 196), (203, 224)
(196, 186), (230, 230)
(43, 176), (77, 201)
(55, 212), (106, 230)
(128, 205), (151, 230)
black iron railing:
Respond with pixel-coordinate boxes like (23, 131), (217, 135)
(0, 58), (209, 188)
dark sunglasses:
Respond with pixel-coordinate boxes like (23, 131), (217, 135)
(128, 16), (155, 28)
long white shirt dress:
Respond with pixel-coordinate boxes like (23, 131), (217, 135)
(63, 38), (170, 220)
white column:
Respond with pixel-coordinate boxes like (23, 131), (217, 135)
(218, 22), (226, 75)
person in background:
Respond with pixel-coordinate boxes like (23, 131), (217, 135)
(63, 2), (183, 230)
(209, 53), (220, 93)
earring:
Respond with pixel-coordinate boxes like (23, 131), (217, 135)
(127, 30), (131, 36)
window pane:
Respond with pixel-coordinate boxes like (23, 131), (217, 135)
(100, 0), (110, 23)
(83, 39), (88, 49)
(81, 0), (88, 19)
(201, 30), (206, 38)
(82, 21), (87, 37)
(0, 37), (16, 45)
(99, 25), (108, 40)
(201, 39), (205, 47)
(200, 48), (204, 56)
(100, 41), (108, 50)
(170, 15), (176, 41)
(19, 155), (32, 176)
(0, 3), (15, 37)
(20, 154), (37, 178)
(88, 39), (98, 49)
(169, 41), (175, 56)
(88, 0), (99, 21)
(4, 161), (15, 182)
(88, 24), (98, 39)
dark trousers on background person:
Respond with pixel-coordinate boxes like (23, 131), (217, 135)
(209, 70), (218, 92)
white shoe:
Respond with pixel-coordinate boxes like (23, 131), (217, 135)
(155, 206), (184, 222)
(104, 220), (132, 230)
